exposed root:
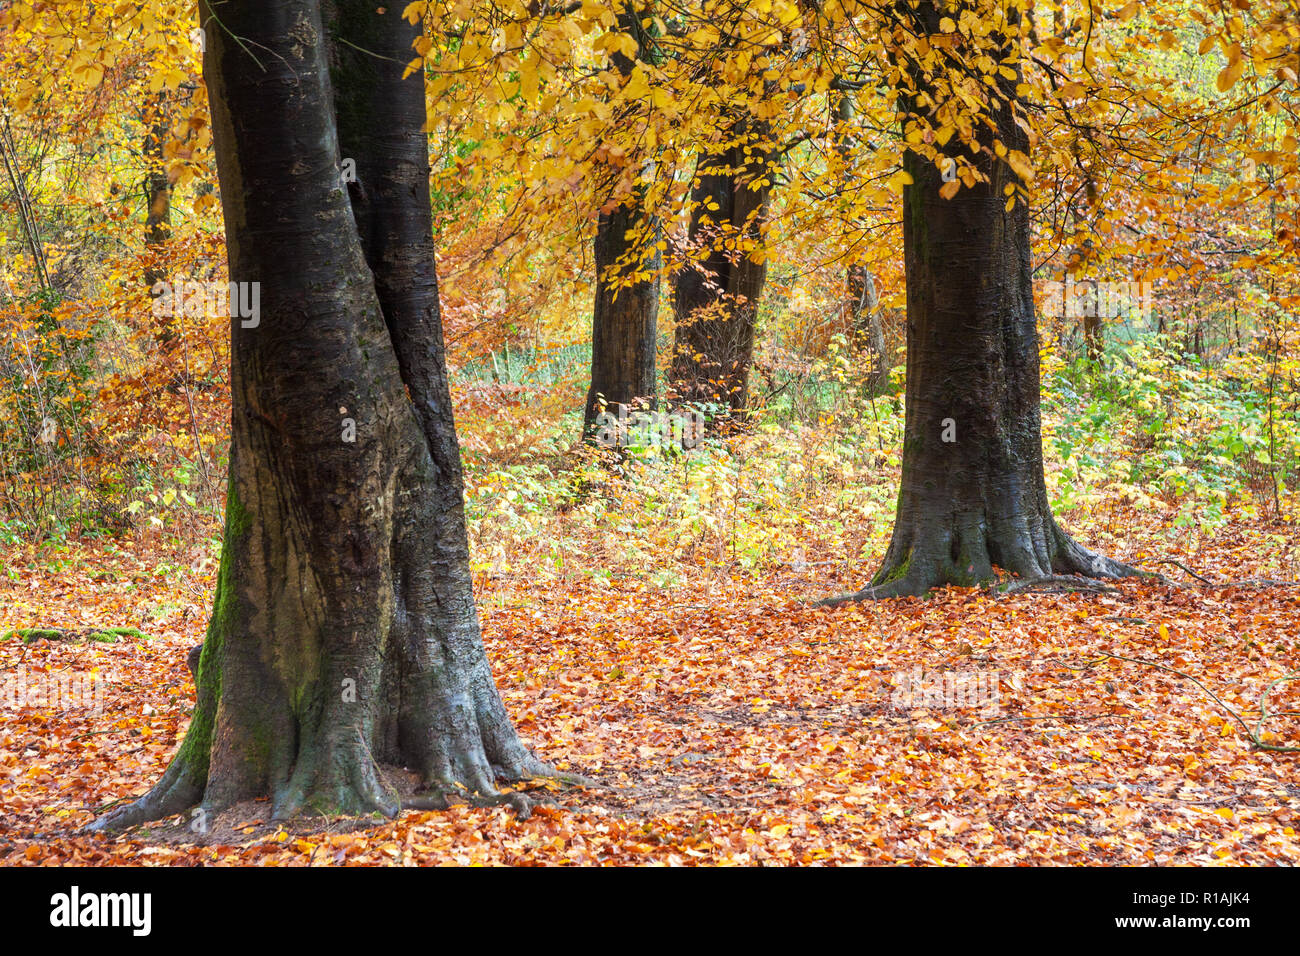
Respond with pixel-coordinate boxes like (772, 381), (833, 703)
(815, 516), (1155, 607)
(402, 755), (596, 821)
(1218, 578), (1300, 589)
(992, 574), (1118, 596)
(84, 760), (203, 834)
(84, 723), (585, 834)
(271, 747), (402, 822)
(403, 787), (536, 819)
(814, 574), (935, 608)
(1139, 558), (1214, 585)
(1047, 529), (1152, 582)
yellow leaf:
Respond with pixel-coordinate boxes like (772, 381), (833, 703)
(1216, 60), (1244, 93)
(888, 169), (914, 191)
(1006, 149), (1034, 183)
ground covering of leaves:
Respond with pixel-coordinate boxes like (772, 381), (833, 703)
(2, 509), (1298, 865)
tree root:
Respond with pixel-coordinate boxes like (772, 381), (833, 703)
(814, 518), (1154, 607)
(992, 574), (1119, 596)
(403, 787), (537, 819)
(271, 746), (403, 822)
(402, 753), (597, 820)
(1139, 558), (1213, 585)
(85, 757), (595, 834)
(813, 575), (933, 608)
(83, 759), (203, 834)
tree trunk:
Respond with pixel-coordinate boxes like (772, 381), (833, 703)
(848, 264), (888, 393)
(669, 119), (771, 417)
(826, 2), (1139, 601)
(143, 93), (172, 292)
(1083, 310), (1103, 364)
(583, 8), (660, 438)
(92, 0), (549, 831)
(143, 92), (185, 385)
(835, 93), (888, 395)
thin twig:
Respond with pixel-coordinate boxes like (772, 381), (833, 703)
(1085, 653), (1298, 754)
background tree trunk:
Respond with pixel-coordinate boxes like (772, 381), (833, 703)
(93, 0), (548, 831)
(828, 1), (1139, 601)
(142, 93), (172, 292)
(1083, 310), (1104, 364)
(836, 93), (888, 394)
(848, 263), (888, 393)
(669, 118), (771, 417)
(583, 7), (660, 439)
(142, 92), (184, 385)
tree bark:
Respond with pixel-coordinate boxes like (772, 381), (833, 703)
(92, 0), (549, 831)
(848, 263), (888, 393)
(1083, 310), (1103, 364)
(824, 2), (1140, 602)
(835, 93), (888, 394)
(669, 118), (772, 417)
(143, 93), (172, 292)
(583, 7), (660, 438)
(143, 92), (186, 386)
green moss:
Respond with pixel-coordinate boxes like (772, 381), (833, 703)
(88, 626), (148, 643)
(871, 549), (913, 587)
(4, 626), (151, 643)
(950, 545), (979, 587)
(171, 479), (245, 781)
(247, 718), (276, 767)
(4, 628), (65, 643)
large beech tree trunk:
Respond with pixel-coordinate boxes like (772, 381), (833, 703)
(825, 2), (1138, 602)
(583, 7), (660, 438)
(669, 119), (771, 415)
(93, 0), (548, 831)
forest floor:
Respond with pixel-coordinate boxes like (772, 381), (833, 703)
(2, 507), (1298, 865)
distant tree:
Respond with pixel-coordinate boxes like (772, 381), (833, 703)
(669, 116), (773, 418)
(836, 93), (888, 395)
(824, 0), (1141, 601)
(584, 5), (660, 440)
